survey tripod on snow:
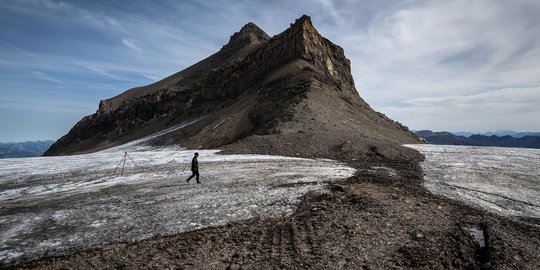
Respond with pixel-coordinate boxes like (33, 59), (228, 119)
(114, 151), (137, 176)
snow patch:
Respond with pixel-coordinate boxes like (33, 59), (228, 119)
(406, 144), (540, 219)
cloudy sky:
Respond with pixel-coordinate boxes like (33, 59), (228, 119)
(1, 0), (539, 142)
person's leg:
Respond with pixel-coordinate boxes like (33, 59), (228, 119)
(187, 170), (195, 182)
(196, 170), (200, 183)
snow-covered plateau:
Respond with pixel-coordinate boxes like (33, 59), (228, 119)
(0, 125), (355, 265)
(406, 144), (540, 220)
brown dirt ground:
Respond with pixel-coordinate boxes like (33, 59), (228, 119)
(10, 142), (540, 270)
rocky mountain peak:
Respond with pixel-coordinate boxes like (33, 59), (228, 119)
(290, 15), (316, 32)
(267, 15), (354, 93)
(222, 22), (270, 50)
(45, 15), (421, 156)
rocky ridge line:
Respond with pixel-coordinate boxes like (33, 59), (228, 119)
(45, 15), (421, 156)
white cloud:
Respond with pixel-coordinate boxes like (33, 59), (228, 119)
(382, 87), (540, 132)
(406, 87), (540, 107)
(0, 97), (95, 114)
(121, 37), (143, 54)
(31, 70), (65, 86)
(313, 0), (343, 26)
(143, 74), (161, 82)
(0, 0), (127, 33)
(0, 41), (42, 59)
(327, 0), (540, 131)
(74, 61), (121, 80)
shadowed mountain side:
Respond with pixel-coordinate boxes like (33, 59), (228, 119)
(99, 23), (271, 113)
(45, 15), (422, 158)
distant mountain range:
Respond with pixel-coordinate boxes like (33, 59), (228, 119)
(416, 130), (540, 149)
(0, 140), (54, 158)
(452, 130), (540, 138)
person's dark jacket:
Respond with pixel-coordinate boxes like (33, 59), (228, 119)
(191, 157), (198, 171)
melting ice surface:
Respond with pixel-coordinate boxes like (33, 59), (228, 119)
(406, 144), (540, 219)
(0, 124), (355, 265)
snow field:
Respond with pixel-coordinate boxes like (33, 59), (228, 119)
(406, 144), (540, 219)
(0, 146), (355, 265)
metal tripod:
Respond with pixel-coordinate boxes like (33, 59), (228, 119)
(114, 151), (137, 176)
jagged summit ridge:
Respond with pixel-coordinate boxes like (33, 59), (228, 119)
(223, 22), (270, 50)
(270, 15), (355, 93)
(290, 15), (316, 32)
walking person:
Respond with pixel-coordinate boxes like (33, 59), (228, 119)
(186, 152), (200, 184)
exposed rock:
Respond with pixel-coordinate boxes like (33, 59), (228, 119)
(45, 15), (422, 156)
(222, 22), (270, 50)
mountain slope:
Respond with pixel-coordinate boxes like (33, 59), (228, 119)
(45, 15), (422, 158)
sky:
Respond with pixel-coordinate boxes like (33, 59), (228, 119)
(1, 0), (539, 142)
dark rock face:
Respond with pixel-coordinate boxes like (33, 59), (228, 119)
(45, 15), (422, 156)
(416, 130), (540, 149)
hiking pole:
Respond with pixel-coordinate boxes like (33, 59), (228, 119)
(121, 152), (127, 176)
(113, 153), (126, 176)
